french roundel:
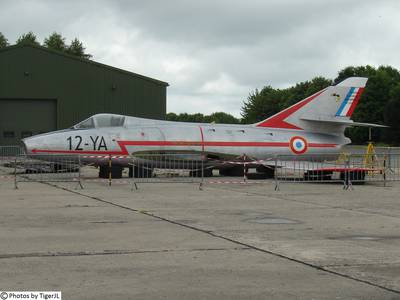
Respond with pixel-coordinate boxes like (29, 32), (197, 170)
(289, 136), (308, 154)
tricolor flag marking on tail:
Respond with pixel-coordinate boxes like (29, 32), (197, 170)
(335, 87), (364, 117)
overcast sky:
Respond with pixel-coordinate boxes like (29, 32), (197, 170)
(1, 0), (399, 117)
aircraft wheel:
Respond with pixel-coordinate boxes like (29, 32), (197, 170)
(128, 166), (133, 178)
(99, 165), (123, 179)
(190, 168), (213, 177)
(255, 165), (275, 178)
(133, 166), (153, 178)
(304, 171), (332, 181)
(219, 167), (244, 177)
(340, 171), (366, 185)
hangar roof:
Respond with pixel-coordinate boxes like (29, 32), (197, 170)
(0, 43), (169, 87)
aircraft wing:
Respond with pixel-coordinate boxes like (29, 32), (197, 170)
(260, 159), (378, 173)
(214, 158), (347, 171)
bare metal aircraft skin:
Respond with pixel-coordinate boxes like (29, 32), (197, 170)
(22, 77), (384, 167)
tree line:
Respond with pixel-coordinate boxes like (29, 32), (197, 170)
(166, 112), (240, 124)
(241, 65), (400, 145)
(0, 31), (91, 59)
(168, 65), (400, 145)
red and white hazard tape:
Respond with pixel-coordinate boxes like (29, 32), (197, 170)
(81, 155), (129, 159)
(206, 180), (265, 184)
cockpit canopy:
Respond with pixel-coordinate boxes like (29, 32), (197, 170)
(73, 114), (125, 129)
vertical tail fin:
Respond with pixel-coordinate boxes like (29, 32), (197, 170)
(254, 77), (368, 133)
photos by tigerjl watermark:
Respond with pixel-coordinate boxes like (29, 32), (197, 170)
(0, 292), (61, 300)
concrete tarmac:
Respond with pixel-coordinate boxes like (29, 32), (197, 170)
(1, 176), (400, 299)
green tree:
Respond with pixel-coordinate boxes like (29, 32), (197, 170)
(203, 112), (239, 124)
(336, 66), (400, 144)
(166, 112), (239, 124)
(16, 31), (40, 45)
(241, 86), (283, 124)
(333, 65), (377, 84)
(43, 32), (66, 52)
(166, 113), (204, 123)
(66, 38), (92, 59)
(166, 112), (179, 121)
(284, 77), (332, 107)
(0, 32), (8, 48)
(15, 32), (92, 59)
(241, 77), (331, 124)
(383, 83), (400, 144)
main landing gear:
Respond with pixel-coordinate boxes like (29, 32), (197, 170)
(99, 165), (123, 179)
(128, 166), (153, 178)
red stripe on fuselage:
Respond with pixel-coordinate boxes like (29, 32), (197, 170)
(31, 140), (337, 155)
(199, 126), (205, 152)
(308, 143), (337, 148)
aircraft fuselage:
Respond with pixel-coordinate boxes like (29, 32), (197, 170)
(23, 118), (348, 166)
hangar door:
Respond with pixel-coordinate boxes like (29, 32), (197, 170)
(0, 99), (57, 146)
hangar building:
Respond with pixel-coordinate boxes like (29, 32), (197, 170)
(0, 44), (168, 146)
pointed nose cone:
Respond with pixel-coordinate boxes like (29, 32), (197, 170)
(21, 136), (37, 154)
(22, 133), (51, 154)
(21, 130), (70, 155)
(21, 139), (28, 154)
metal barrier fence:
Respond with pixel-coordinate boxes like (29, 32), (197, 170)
(0, 145), (25, 165)
(5, 151), (400, 190)
(14, 154), (83, 189)
(0, 146), (25, 176)
(0, 145), (25, 157)
(274, 153), (400, 190)
(130, 153), (206, 190)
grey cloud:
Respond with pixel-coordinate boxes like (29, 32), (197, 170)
(1, 0), (399, 117)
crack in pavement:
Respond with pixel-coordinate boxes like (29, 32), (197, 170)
(0, 247), (249, 260)
(323, 262), (400, 268)
(47, 183), (400, 296)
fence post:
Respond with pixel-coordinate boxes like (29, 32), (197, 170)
(14, 156), (18, 189)
(130, 156), (138, 191)
(77, 155), (84, 189)
(383, 154), (387, 187)
(199, 156), (204, 190)
(108, 154), (112, 187)
(243, 155), (247, 184)
(274, 155), (279, 191)
(343, 157), (353, 190)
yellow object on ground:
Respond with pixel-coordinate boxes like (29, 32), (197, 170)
(364, 142), (377, 169)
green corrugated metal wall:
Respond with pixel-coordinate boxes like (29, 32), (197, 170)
(0, 44), (168, 131)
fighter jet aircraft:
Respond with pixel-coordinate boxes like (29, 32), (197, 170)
(22, 77), (385, 178)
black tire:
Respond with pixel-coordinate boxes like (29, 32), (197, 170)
(190, 168), (213, 177)
(219, 166), (244, 177)
(133, 166), (153, 178)
(255, 165), (275, 178)
(99, 165), (123, 179)
(340, 171), (366, 184)
(128, 166), (133, 178)
(304, 171), (332, 181)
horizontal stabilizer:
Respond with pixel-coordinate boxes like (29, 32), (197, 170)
(301, 117), (388, 128)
